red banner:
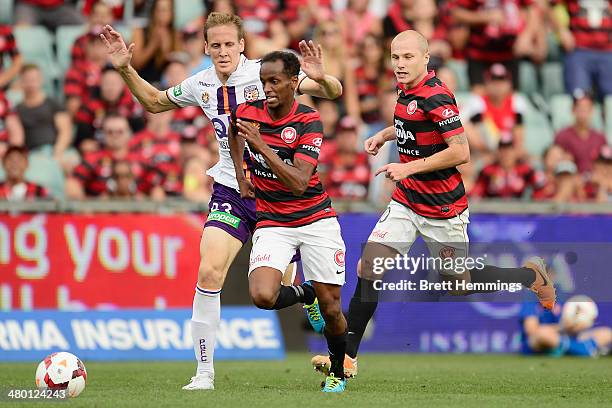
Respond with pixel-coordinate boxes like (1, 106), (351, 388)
(0, 214), (204, 309)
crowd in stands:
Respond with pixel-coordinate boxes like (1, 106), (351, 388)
(0, 0), (610, 205)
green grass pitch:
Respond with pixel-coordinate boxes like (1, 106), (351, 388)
(1, 353), (610, 407)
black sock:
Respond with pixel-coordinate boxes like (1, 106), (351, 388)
(468, 265), (536, 294)
(346, 277), (379, 358)
(272, 285), (303, 309)
(325, 329), (347, 379)
(300, 282), (316, 305)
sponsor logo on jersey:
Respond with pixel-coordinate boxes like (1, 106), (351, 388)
(198, 81), (215, 87)
(438, 115), (460, 127)
(281, 127), (297, 144)
(407, 100), (418, 114)
(250, 253), (271, 266)
(173, 84), (182, 97)
(244, 85), (260, 102)
(442, 108), (455, 118)
(201, 92), (210, 105)
(312, 137), (323, 147)
(334, 249), (345, 267)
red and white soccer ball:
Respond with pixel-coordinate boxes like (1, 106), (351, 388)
(561, 295), (598, 333)
(35, 352), (87, 398)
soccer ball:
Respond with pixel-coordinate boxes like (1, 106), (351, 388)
(561, 295), (598, 333)
(35, 352), (87, 397)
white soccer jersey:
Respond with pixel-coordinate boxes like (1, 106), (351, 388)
(167, 54), (265, 190)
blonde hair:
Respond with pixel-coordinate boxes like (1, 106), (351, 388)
(203, 12), (244, 42)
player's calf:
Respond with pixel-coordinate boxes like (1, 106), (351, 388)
(312, 282), (348, 383)
(249, 266), (316, 310)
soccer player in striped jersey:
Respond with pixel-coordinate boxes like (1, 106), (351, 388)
(100, 12), (342, 390)
(311, 30), (557, 378)
(229, 51), (347, 393)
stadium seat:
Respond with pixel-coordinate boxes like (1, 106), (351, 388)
(542, 62), (565, 99)
(549, 94), (604, 132)
(445, 59), (469, 93)
(546, 32), (562, 63)
(25, 149), (65, 199)
(0, 0), (13, 25)
(522, 96), (554, 157)
(604, 96), (612, 143)
(56, 25), (87, 74)
(518, 61), (538, 96)
(174, 0), (204, 30)
(14, 25), (60, 91)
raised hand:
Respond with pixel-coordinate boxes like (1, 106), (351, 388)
(364, 133), (385, 156)
(100, 25), (135, 69)
(298, 40), (325, 82)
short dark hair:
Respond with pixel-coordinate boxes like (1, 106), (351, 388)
(261, 51), (300, 78)
(3, 145), (28, 162)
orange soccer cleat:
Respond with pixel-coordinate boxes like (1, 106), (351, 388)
(524, 256), (556, 311)
(311, 354), (357, 379)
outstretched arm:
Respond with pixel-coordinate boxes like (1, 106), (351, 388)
(100, 25), (176, 113)
(296, 40), (342, 99)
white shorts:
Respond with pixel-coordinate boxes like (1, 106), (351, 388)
(367, 201), (470, 276)
(249, 217), (346, 286)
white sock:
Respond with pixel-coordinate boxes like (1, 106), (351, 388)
(191, 285), (221, 377)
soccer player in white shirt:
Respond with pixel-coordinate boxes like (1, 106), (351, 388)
(100, 12), (342, 390)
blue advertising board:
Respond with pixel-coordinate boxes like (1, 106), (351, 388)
(0, 307), (285, 361)
(308, 213), (612, 353)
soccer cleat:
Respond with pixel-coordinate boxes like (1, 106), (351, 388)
(182, 373), (214, 390)
(302, 282), (326, 334)
(524, 256), (556, 311)
(311, 354), (357, 378)
(321, 373), (346, 393)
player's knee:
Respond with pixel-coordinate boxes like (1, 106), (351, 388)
(530, 326), (559, 350)
(318, 295), (342, 321)
(249, 285), (277, 310)
(198, 261), (226, 288)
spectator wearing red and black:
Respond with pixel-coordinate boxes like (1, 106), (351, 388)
(67, 115), (148, 198)
(461, 64), (528, 163)
(71, 1), (114, 65)
(281, 0), (333, 49)
(353, 33), (395, 125)
(532, 145), (585, 202)
(0, 25), (23, 90)
(234, 0), (289, 58)
(14, 0), (83, 31)
(585, 146), (612, 202)
(383, 0), (453, 62)
(64, 29), (109, 117)
(471, 137), (544, 199)
(130, 110), (181, 163)
(0, 146), (49, 200)
(319, 116), (371, 200)
(74, 66), (145, 150)
(554, 93), (607, 175)
(452, 0), (540, 90)
(0, 91), (25, 158)
(550, 0), (612, 100)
